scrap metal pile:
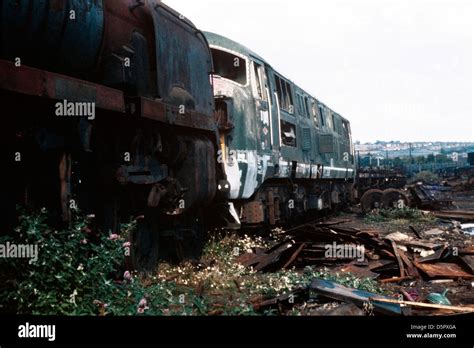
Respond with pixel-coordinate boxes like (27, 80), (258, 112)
(238, 220), (473, 281)
(238, 218), (474, 315)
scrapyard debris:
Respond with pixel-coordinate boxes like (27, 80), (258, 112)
(237, 220), (395, 273)
(238, 219), (473, 282)
(231, 214), (473, 316)
(224, 190), (474, 316)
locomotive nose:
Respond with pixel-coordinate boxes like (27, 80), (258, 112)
(0, 0), (105, 75)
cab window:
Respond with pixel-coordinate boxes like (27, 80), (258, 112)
(252, 62), (267, 100)
(275, 75), (294, 114)
(211, 48), (247, 85)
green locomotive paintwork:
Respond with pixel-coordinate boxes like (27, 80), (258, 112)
(205, 32), (355, 201)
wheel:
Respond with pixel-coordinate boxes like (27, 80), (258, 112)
(382, 188), (409, 209)
(360, 189), (384, 213)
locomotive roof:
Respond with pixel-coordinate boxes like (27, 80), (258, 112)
(204, 32), (349, 123)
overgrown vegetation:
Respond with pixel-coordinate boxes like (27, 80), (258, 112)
(364, 207), (436, 237)
(0, 210), (385, 316)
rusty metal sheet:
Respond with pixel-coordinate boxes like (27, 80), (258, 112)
(149, 1), (214, 116)
(415, 262), (474, 279)
(135, 96), (216, 132)
(0, 59), (125, 113)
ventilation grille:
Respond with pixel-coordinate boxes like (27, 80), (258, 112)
(301, 128), (312, 151)
(319, 134), (334, 153)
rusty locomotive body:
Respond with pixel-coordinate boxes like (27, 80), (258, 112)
(1, 0), (355, 269)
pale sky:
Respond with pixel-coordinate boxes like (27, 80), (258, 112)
(164, 0), (473, 143)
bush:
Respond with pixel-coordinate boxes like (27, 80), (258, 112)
(0, 209), (132, 314)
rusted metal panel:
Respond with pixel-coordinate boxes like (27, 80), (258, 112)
(132, 96), (216, 132)
(149, 1), (214, 116)
(0, 59), (126, 113)
(242, 201), (265, 224)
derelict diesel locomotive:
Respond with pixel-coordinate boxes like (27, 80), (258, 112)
(1, 0), (355, 270)
(206, 32), (355, 227)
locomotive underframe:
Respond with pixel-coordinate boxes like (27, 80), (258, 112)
(233, 178), (354, 226)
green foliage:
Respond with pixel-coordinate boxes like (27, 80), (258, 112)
(364, 207), (435, 224)
(0, 210), (131, 315)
